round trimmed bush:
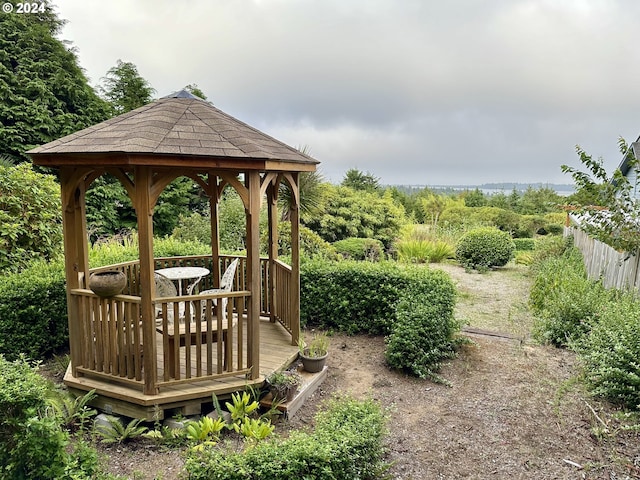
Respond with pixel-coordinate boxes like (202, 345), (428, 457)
(455, 227), (515, 271)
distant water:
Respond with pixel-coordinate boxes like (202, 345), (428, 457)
(391, 184), (575, 196)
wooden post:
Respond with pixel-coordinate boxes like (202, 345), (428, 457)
(59, 167), (90, 376)
(133, 166), (158, 395)
(246, 171), (261, 379)
(209, 173), (221, 287)
(289, 172), (301, 345)
(267, 181), (278, 322)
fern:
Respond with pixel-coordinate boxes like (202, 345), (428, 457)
(47, 389), (97, 433)
(96, 416), (148, 444)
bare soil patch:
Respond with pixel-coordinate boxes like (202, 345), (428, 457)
(63, 263), (640, 479)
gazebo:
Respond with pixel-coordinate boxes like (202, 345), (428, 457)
(28, 90), (318, 419)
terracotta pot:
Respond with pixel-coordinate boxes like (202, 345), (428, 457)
(89, 271), (127, 297)
(300, 351), (328, 373)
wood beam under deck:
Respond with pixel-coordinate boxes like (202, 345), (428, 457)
(64, 318), (299, 420)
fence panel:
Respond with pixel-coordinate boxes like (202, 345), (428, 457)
(566, 225), (640, 291)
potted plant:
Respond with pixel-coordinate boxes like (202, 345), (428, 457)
(299, 331), (329, 373)
(266, 370), (302, 403)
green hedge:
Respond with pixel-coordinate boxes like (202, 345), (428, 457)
(0, 260), (68, 360)
(385, 284), (462, 382)
(513, 238), (535, 251)
(184, 395), (387, 479)
(300, 261), (456, 335)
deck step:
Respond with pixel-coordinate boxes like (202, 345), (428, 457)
(260, 365), (328, 419)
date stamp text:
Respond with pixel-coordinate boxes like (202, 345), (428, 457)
(3, 2), (46, 14)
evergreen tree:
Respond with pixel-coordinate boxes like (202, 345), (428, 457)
(341, 168), (381, 193)
(99, 59), (155, 114)
(463, 188), (487, 207)
(0, 0), (111, 160)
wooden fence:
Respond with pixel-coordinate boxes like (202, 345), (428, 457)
(565, 222), (640, 291)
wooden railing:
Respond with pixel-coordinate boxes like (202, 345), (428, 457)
(89, 255), (272, 313)
(272, 260), (294, 335)
(153, 290), (251, 385)
(73, 254), (294, 392)
(70, 289), (144, 386)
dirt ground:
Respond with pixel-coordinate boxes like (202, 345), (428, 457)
(87, 263), (640, 479)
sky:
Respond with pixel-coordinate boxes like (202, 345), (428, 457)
(51, 0), (640, 186)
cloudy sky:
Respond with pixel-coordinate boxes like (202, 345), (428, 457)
(53, 0), (640, 186)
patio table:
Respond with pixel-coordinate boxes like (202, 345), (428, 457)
(155, 266), (210, 295)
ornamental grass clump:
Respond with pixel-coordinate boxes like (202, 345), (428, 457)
(455, 227), (515, 271)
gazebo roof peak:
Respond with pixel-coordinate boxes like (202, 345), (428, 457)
(28, 92), (318, 170)
(163, 89), (203, 100)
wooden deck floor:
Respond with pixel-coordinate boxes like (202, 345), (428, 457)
(64, 318), (299, 420)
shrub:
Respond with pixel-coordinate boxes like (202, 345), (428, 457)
(274, 222), (337, 260)
(544, 212), (566, 224)
(513, 238), (535, 251)
(514, 215), (546, 238)
(301, 261), (456, 335)
(184, 395), (387, 480)
(171, 212), (212, 245)
(514, 251), (534, 266)
(439, 206), (481, 228)
(0, 355), (107, 479)
(455, 227), (515, 271)
(530, 235), (571, 271)
(333, 237), (384, 261)
(385, 283), (463, 382)
(0, 260), (68, 360)
(0, 163), (63, 273)
(575, 294), (640, 409)
(305, 185), (406, 249)
(153, 236), (210, 257)
(530, 247), (607, 346)
(171, 188), (267, 252)
(543, 223), (564, 235)
(0, 355), (50, 423)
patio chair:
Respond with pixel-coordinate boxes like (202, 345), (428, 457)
(154, 272), (190, 323)
(198, 258), (239, 314)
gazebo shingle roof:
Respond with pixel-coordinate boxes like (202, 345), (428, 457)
(28, 90), (318, 166)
